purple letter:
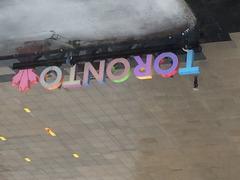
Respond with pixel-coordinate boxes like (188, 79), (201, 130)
(133, 55), (153, 80)
(154, 52), (179, 78)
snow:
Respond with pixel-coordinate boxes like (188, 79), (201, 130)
(0, 0), (196, 42)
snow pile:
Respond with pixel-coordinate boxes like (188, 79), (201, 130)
(0, 0), (196, 42)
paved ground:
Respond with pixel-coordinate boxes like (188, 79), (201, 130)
(0, 33), (240, 180)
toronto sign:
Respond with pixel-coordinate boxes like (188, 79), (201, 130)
(11, 50), (200, 92)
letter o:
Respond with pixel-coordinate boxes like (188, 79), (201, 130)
(106, 58), (131, 83)
(40, 66), (63, 90)
(154, 52), (179, 78)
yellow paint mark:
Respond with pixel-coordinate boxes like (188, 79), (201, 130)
(0, 136), (7, 141)
(140, 68), (145, 72)
(24, 108), (31, 113)
(45, 128), (57, 137)
(24, 158), (31, 162)
(72, 153), (80, 158)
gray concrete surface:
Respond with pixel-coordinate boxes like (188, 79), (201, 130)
(0, 33), (240, 180)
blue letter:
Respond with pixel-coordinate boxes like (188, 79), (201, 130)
(179, 50), (200, 75)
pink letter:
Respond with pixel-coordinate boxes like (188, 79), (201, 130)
(106, 58), (131, 83)
(62, 65), (82, 89)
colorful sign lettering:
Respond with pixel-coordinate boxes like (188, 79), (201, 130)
(154, 52), (179, 78)
(62, 64), (81, 89)
(179, 49), (200, 75)
(133, 55), (153, 80)
(12, 50), (200, 92)
(83, 60), (105, 86)
(39, 66), (63, 90)
(106, 58), (131, 84)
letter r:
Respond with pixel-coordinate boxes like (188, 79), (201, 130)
(133, 55), (153, 80)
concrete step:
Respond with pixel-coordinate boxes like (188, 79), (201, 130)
(201, 40), (240, 59)
(230, 32), (240, 47)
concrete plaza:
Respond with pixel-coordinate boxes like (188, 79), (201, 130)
(0, 33), (240, 180)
